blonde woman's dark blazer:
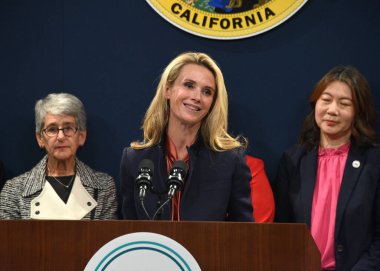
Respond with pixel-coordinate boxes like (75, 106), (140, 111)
(120, 135), (253, 222)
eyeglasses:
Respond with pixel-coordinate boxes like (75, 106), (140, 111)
(43, 125), (79, 137)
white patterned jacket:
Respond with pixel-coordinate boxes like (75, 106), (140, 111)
(0, 155), (118, 220)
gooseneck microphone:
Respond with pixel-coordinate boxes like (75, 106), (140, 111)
(135, 159), (154, 219)
(152, 160), (187, 220)
(136, 159), (154, 200)
(167, 160), (187, 199)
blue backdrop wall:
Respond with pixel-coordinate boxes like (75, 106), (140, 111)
(0, 0), (379, 189)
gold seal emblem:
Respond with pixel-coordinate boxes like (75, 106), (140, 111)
(146, 0), (307, 40)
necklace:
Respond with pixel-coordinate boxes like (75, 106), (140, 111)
(47, 165), (76, 188)
(50, 175), (75, 188)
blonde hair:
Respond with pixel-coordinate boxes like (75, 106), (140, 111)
(131, 52), (246, 151)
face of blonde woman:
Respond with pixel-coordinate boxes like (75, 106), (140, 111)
(36, 113), (86, 162)
(315, 80), (355, 146)
(165, 63), (216, 128)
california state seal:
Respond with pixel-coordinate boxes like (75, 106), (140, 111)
(146, 0), (308, 40)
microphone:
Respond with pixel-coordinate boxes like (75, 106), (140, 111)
(135, 159), (154, 201)
(152, 160), (187, 220)
(167, 160), (187, 199)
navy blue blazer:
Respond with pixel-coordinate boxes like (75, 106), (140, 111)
(274, 143), (380, 271)
(120, 136), (253, 222)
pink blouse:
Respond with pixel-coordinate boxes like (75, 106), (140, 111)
(311, 143), (350, 270)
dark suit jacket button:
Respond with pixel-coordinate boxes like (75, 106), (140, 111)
(336, 244), (344, 252)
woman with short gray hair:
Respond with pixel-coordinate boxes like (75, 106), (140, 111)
(0, 93), (118, 220)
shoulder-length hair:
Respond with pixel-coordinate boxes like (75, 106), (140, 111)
(131, 52), (246, 151)
(300, 66), (378, 150)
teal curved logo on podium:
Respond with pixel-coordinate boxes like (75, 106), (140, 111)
(85, 232), (201, 270)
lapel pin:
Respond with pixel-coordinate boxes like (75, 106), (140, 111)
(352, 160), (360, 168)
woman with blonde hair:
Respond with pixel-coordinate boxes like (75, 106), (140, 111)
(120, 52), (253, 221)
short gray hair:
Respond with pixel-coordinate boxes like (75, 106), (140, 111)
(35, 93), (87, 133)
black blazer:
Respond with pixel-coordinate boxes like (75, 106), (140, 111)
(274, 143), (380, 271)
(120, 136), (253, 222)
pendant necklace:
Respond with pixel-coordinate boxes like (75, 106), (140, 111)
(47, 165), (75, 188)
(51, 174), (75, 188)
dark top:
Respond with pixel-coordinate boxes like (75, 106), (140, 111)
(120, 134), (254, 222)
(46, 175), (75, 203)
(274, 142), (380, 271)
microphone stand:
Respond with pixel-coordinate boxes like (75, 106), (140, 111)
(152, 196), (172, 220)
(139, 194), (151, 220)
(152, 199), (162, 220)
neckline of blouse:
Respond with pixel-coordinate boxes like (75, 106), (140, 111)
(318, 142), (351, 156)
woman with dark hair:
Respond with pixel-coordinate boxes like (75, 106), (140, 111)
(274, 66), (380, 270)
